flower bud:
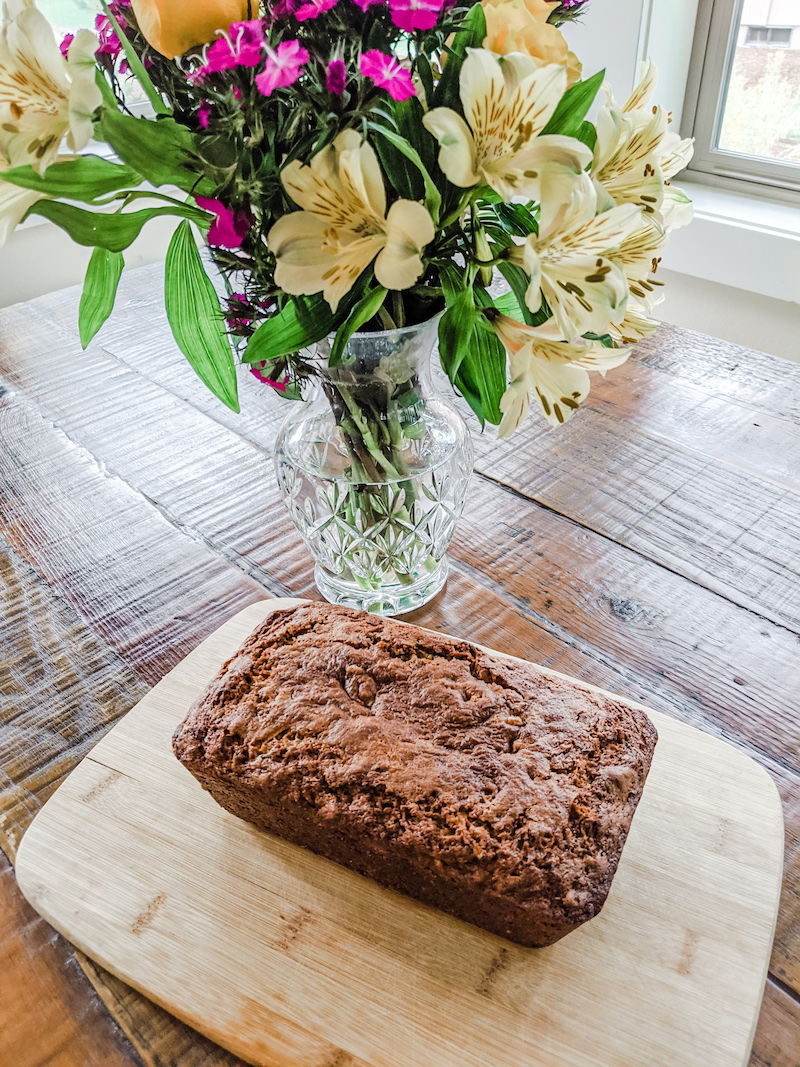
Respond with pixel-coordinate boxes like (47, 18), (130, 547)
(130, 0), (253, 58)
(474, 226), (494, 287)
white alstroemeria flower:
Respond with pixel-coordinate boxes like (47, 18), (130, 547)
(422, 48), (592, 201)
(612, 216), (668, 312)
(591, 61), (694, 221)
(593, 62), (699, 223)
(510, 173), (643, 339)
(604, 215), (671, 344)
(0, 155), (44, 244)
(267, 130), (435, 312)
(488, 310), (629, 434)
(0, 1), (101, 174)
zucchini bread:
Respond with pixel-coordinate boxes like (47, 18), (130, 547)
(173, 602), (657, 947)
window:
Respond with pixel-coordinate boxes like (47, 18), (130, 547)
(682, 0), (800, 197)
(744, 25), (793, 45)
(39, 0), (149, 111)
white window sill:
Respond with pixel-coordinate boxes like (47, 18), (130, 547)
(665, 180), (800, 304)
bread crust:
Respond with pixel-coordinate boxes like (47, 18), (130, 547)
(173, 603), (658, 947)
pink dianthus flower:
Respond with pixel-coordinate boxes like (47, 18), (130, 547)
(59, 32), (74, 58)
(360, 50), (415, 101)
(250, 363), (289, 391)
(195, 196), (252, 250)
(388, 0), (445, 31)
(192, 19), (265, 79)
(255, 39), (309, 97)
(295, 0), (337, 18)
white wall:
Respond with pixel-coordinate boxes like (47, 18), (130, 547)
(658, 268), (800, 362)
(0, 215), (178, 309)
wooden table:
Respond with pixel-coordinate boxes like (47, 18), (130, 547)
(1, 263), (798, 1067)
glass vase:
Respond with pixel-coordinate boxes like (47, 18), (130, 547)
(274, 315), (473, 615)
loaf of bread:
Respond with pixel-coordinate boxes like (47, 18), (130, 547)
(173, 602), (657, 947)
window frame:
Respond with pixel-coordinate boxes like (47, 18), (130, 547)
(681, 0), (800, 201)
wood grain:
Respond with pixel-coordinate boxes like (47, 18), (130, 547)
(0, 851), (137, 1067)
(15, 600), (785, 1067)
(749, 979), (800, 1067)
(1, 266), (799, 1067)
(21, 271), (800, 633)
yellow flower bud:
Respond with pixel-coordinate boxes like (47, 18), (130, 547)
(481, 0), (582, 86)
(130, 0), (255, 59)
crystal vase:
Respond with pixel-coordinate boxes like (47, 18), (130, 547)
(274, 315), (473, 615)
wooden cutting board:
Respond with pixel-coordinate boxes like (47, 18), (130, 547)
(15, 598), (784, 1067)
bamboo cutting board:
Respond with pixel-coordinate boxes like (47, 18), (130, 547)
(15, 598), (784, 1067)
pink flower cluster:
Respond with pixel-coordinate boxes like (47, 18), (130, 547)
(62, 1), (132, 65)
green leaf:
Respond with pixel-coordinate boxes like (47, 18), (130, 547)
(329, 286), (388, 367)
(497, 261), (536, 325)
(164, 221), (239, 412)
(493, 200), (539, 237)
(438, 289), (477, 383)
(432, 2), (487, 110)
(438, 260), (467, 306)
(95, 66), (118, 111)
(100, 0), (169, 115)
(416, 53), (435, 105)
(78, 247), (124, 348)
(1, 156), (142, 202)
(100, 110), (211, 195)
(244, 294), (339, 364)
(26, 199), (207, 251)
(462, 288), (507, 426)
(577, 120), (598, 153)
(541, 68), (605, 139)
(584, 331), (617, 348)
(372, 127), (441, 221)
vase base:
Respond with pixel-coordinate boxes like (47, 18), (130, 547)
(314, 557), (449, 616)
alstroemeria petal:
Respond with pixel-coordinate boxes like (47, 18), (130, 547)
(322, 234), (385, 311)
(423, 107), (480, 187)
(553, 202), (644, 260)
(0, 171), (42, 246)
(336, 132), (386, 222)
(267, 211), (332, 295)
(498, 373), (532, 438)
(527, 357), (590, 426)
(374, 199), (434, 290)
(539, 255), (631, 338)
(661, 185), (694, 229)
(505, 134), (592, 204)
(66, 29), (102, 152)
(609, 302), (661, 345)
(660, 131), (695, 179)
(623, 60), (657, 113)
(280, 153), (353, 227)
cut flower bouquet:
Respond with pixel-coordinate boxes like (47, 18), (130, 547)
(0, 0), (693, 610)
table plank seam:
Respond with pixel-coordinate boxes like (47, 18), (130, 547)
(472, 470), (800, 638)
(769, 974), (800, 1009)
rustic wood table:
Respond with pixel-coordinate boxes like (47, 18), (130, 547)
(1, 263), (798, 1067)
